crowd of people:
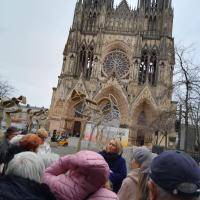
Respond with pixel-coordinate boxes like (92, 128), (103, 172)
(51, 130), (69, 143)
(0, 126), (200, 200)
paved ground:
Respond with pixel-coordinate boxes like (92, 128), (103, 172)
(51, 137), (133, 171)
(51, 137), (99, 156)
(51, 145), (76, 156)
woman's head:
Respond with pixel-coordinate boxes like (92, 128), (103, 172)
(19, 134), (43, 152)
(36, 128), (48, 141)
(131, 146), (152, 172)
(106, 139), (123, 155)
(6, 151), (45, 183)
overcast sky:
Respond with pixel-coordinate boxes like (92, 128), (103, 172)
(0, 0), (199, 108)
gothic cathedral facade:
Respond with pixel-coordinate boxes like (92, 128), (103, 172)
(49, 0), (176, 146)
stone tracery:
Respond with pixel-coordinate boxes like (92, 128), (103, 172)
(100, 98), (120, 128)
(103, 49), (130, 79)
(49, 0), (176, 147)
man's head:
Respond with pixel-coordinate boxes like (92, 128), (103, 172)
(148, 151), (200, 200)
(5, 126), (19, 140)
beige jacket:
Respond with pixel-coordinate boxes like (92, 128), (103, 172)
(117, 169), (139, 200)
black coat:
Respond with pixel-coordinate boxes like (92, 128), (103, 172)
(0, 138), (10, 164)
(1, 144), (27, 175)
(0, 175), (56, 200)
(100, 150), (127, 193)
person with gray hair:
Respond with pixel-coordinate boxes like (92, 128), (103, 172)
(0, 151), (56, 200)
(39, 152), (60, 168)
(9, 134), (24, 145)
(6, 151), (45, 183)
(148, 151), (200, 200)
(118, 146), (153, 200)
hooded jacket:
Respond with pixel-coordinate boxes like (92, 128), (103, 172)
(87, 188), (119, 200)
(42, 150), (110, 200)
(117, 168), (139, 200)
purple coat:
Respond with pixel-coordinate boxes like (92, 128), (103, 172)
(42, 150), (109, 200)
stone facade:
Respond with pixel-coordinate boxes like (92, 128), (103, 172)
(49, 0), (176, 146)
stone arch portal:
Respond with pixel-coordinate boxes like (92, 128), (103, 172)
(128, 85), (159, 146)
(130, 98), (158, 147)
(60, 90), (87, 137)
(94, 84), (129, 126)
(63, 85), (129, 137)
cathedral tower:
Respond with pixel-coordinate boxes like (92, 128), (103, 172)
(49, 0), (176, 146)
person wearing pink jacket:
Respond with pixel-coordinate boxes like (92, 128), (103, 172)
(42, 150), (118, 200)
(87, 188), (119, 200)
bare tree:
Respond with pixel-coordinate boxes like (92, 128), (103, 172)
(0, 79), (15, 98)
(149, 109), (176, 148)
(173, 44), (200, 152)
(189, 100), (200, 153)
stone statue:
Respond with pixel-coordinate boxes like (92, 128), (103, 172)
(27, 108), (48, 132)
(0, 96), (26, 129)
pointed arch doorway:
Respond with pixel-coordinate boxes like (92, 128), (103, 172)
(72, 101), (84, 137)
(131, 100), (157, 146)
(73, 121), (81, 137)
(137, 129), (145, 146)
(136, 111), (147, 146)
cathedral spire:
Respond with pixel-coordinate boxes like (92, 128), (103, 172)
(157, 0), (172, 10)
(76, 0), (82, 8)
(119, 0), (129, 7)
(120, 0), (128, 3)
(138, 0), (172, 10)
(138, 0), (150, 9)
(116, 0), (130, 13)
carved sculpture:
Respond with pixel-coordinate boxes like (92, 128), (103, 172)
(0, 96), (26, 129)
(27, 108), (48, 132)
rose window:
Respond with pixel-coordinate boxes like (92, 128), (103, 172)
(103, 50), (130, 78)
